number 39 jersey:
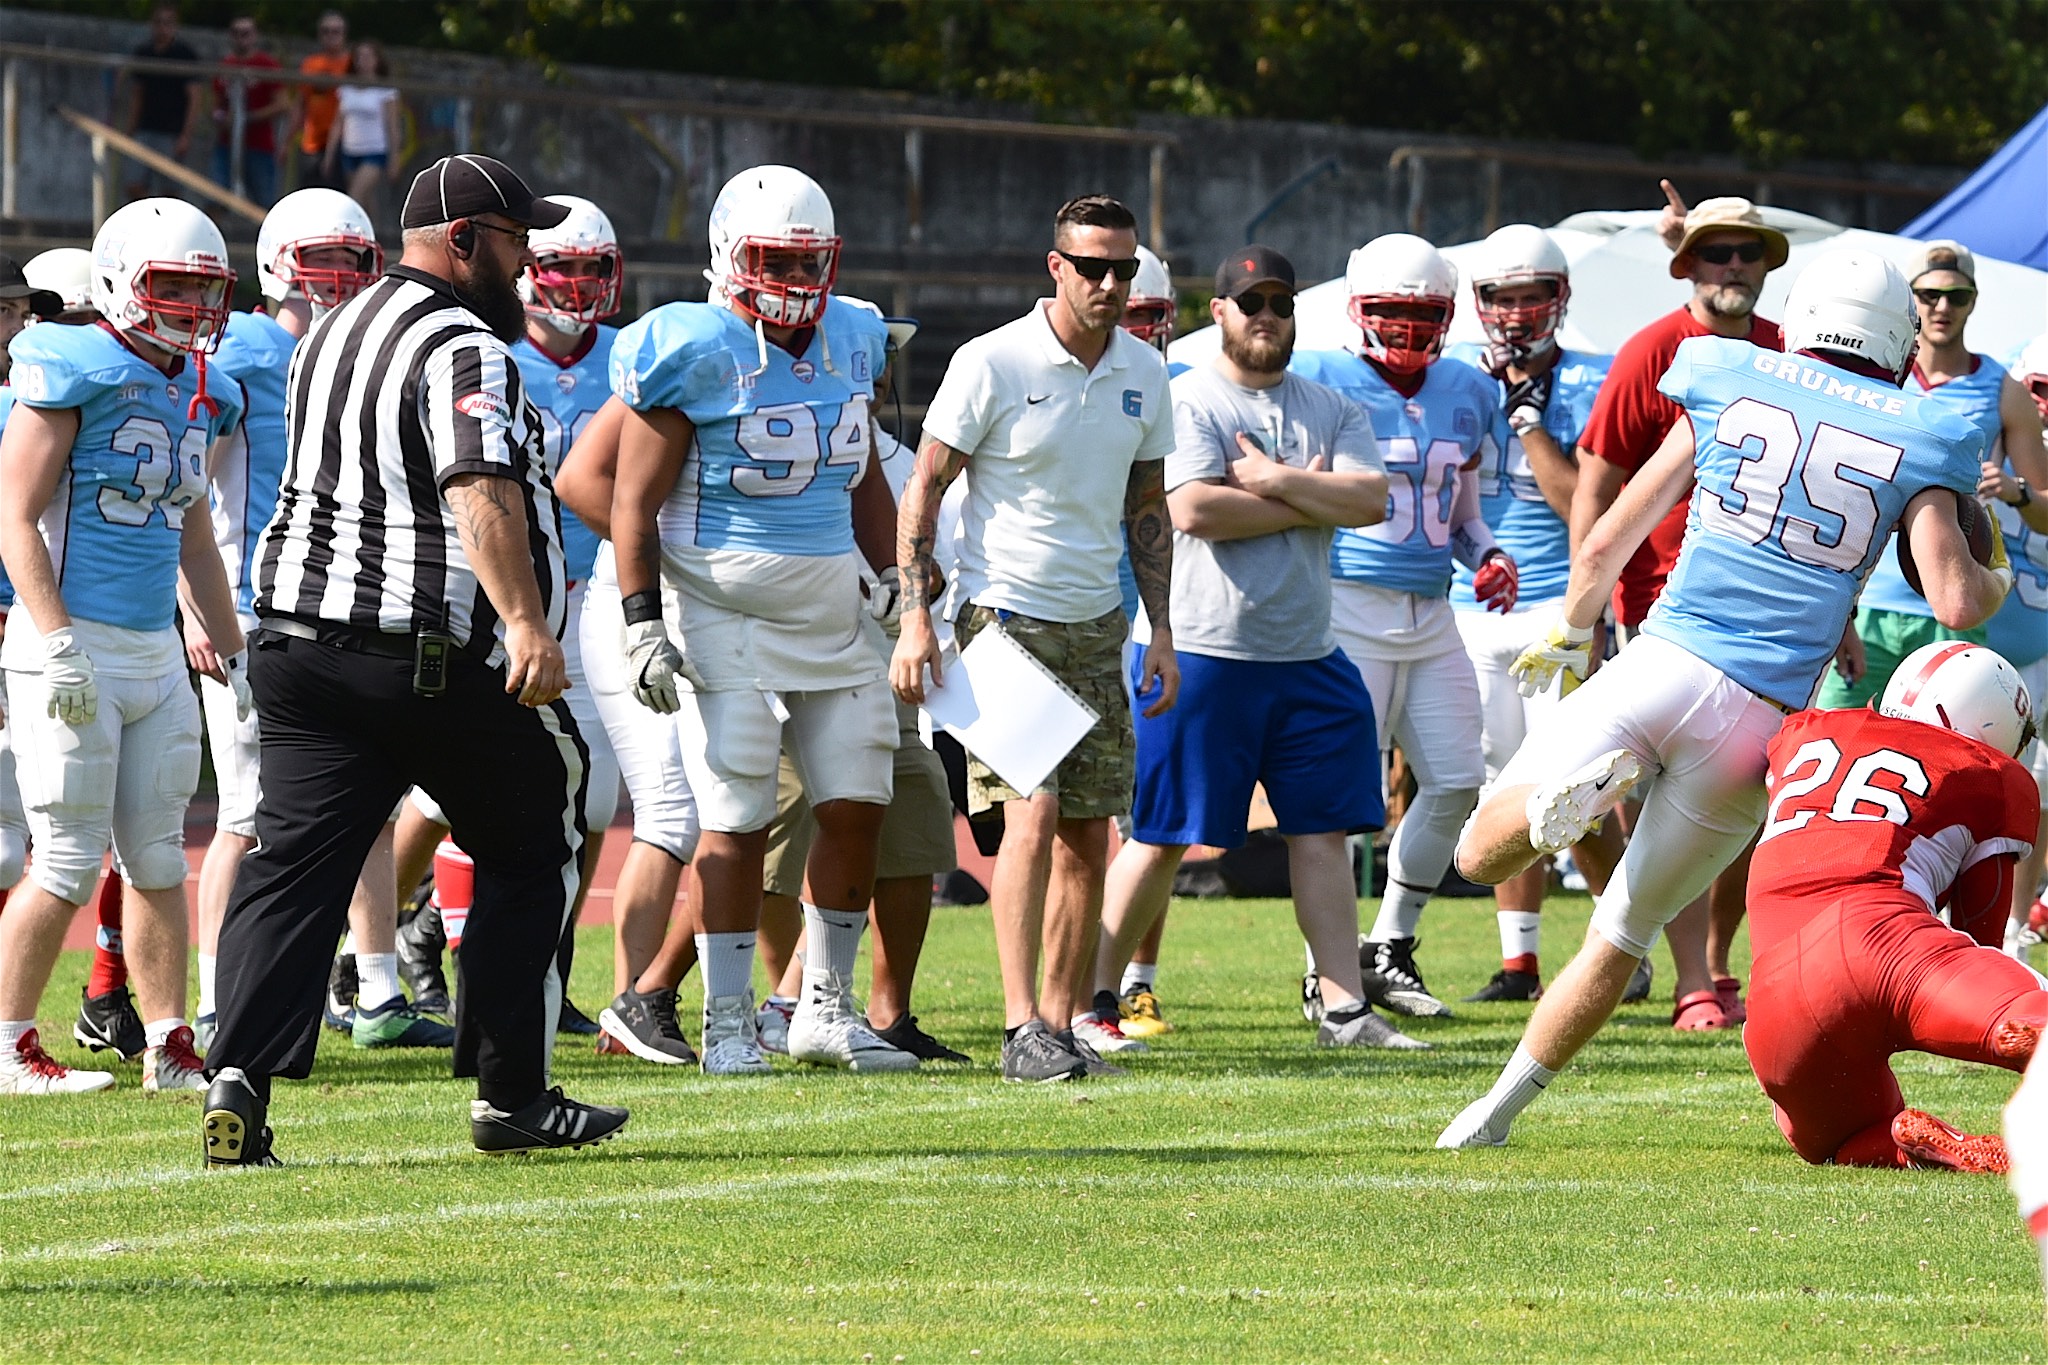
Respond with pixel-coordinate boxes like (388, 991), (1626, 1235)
(1287, 349), (1498, 597)
(512, 323), (616, 583)
(1643, 338), (1984, 709)
(1748, 708), (2037, 955)
(6, 322), (243, 633)
(608, 300), (887, 558)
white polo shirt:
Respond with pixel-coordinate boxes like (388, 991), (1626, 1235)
(922, 300), (1174, 624)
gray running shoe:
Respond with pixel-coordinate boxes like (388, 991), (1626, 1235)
(1056, 1028), (1127, 1078)
(1317, 1003), (1430, 1050)
(1001, 1019), (1085, 1083)
(597, 987), (699, 1067)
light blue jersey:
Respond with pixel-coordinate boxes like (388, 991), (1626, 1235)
(513, 323), (615, 582)
(1988, 497), (2048, 668)
(0, 386), (13, 608)
(610, 299), (886, 556)
(1289, 348), (1498, 596)
(1856, 356), (2008, 618)
(1444, 344), (1610, 608)
(9, 324), (241, 632)
(208, 309), (296, 615)
(1643, 338), (1984, 708)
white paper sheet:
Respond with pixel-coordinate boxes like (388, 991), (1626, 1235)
(920, 626), (1099, 796)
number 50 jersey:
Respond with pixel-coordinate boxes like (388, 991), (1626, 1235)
(1644, 337), (1985, 710)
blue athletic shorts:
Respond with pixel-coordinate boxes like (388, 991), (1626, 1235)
(1127, 645), (1383, 848)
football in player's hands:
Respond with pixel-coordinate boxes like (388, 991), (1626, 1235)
(1897, 493), (1996, 599)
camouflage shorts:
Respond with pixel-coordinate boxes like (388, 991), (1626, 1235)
(954, 604), (1134, 820)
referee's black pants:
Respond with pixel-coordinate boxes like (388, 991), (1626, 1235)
(210, 630), (589, 1110)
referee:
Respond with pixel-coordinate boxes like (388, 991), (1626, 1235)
(203, 155), (626, 1165)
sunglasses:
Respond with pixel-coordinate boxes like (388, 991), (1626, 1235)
(470, 220), (531, 249)
(1692, 240), (1767, 265)
(1232, 289), (1295, 319)
(1913, 286), (1977, 308)
(1058, 251), (1140, 283)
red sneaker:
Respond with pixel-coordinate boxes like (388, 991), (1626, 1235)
(1892, 1108), (2008, 1174)
(1995, 1014), (2046, 1063)
(1672, 989), (1729, 1031)
(1712, 975), (1746, 1025)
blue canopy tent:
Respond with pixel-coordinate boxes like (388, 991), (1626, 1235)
(1902, 103), (2048, 268)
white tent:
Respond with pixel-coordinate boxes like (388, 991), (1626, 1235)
(1167, 208), (2048, 369)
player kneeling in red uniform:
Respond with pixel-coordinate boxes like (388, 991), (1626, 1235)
(1745, 641), (2042, 1173)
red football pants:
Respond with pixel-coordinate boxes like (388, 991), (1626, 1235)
(1744, 892), (2048, 1167)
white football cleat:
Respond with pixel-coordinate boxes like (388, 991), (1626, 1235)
(1436, 1096), (1514, 1149)
(699, 992), (773, 1076)
(1525, 748), (1643, 855)
(1069, 1011), (1148, 1055)
(142, 1025), (208, 1093)
(788, 977), (919, 1072)
(755, 996), (794, 1056)
(0, 1028), (115, 1095)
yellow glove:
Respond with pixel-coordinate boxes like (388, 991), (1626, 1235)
(1987, 511), (2015, 597)
(1511, 621), (1595, 699)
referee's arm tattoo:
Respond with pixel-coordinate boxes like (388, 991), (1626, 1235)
(1124, 457), (1172, 632)
(897, 435), (968, 614)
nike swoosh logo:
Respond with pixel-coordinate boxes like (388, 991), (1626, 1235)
(1592, 775), (1612, 791)
(1026, 394), (1051, 405)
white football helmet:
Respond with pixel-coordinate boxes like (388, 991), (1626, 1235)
(91, 197), (235, 352)
(706, 165), (839, 328)
(24, 248), (95, 319)
(257, 188), (381, 310)
(1880, 641), (2036, 759)
(2014, 332), (2048, 423)
(1781, 248), (1918, 383)
(1120, 245), (1175, 350)
(1469, 224), (1570, 353)
(1345, 233), (1457, 373)
(521, 194), (622, 330)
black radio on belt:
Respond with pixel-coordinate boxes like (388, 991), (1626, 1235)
(414, 613), (454, 697)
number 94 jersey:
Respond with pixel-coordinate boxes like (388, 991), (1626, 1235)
(1287, 348), (1498, 597)
(7, 322), (242, 633)
(608, 300), (887, 557)
(1645, 338), (1985, 709)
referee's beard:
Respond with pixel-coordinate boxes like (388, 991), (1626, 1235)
(451, 259), (528, 343)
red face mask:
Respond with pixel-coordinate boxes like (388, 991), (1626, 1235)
(1348, 294), (1452, 374)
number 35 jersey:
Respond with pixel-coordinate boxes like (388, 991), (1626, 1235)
(6, 322), (242, 635)
(1287, 349), (1498, 597)
(1644, 337), (1984, 710)
(512, 323), (617, 584)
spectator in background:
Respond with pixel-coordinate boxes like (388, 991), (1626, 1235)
(325, 42), (402, 222)
(120, 4), (202, 201)
(210, 16), (289, 207)
(293, 11), (352, 191)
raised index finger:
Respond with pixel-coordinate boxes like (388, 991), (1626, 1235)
(1660, 178), (1687, 213)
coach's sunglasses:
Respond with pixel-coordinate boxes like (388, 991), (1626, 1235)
(1231, 289), (1296, 319)
(1913, 286), (1977, 308)
(1692, 239), (1768, 265)
(1058, 251), (1141, 283)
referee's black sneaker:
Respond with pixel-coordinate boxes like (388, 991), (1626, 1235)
(471, 1087), (628, 1154)
(74, 984), (146, 1061)
(203, 1068), (282, 1168)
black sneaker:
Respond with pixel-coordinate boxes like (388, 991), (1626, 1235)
(1622, 957), (1653, 1004)
(1361, 937), (1454, 1018)
(203, 1067), (281, 1168)
(472, 1086), (629, 1153)
(74, 984), (146, 1061)
(595, 987), (699, 1066)
(558, 998), (602, 1036)
(1056, 1028), (1127, 1078)
(322, 954), (357, 1033)
(1463, 969), (1543, 1003)
(396, 906), (451, 1015)
(1001, 1019), (1084, 1083)
(869, 1014), (971, 1065)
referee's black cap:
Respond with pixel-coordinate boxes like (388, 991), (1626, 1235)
(401, 155), (572, 231)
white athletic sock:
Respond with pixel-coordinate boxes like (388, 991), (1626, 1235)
(1481, 1044), (1557, 1125)
(0, 1020), (30, 1052)
(356, 952), (401, 1011)
(1497, 911), (1542, 966)
(196, 952), (218, 1017)
(1120, 960), (1157, 995)
(696, 931), (757, 1001)
(144, 1017), (187, 1049)
(1370, 881), (1431, 942)
(803, 901), (866, 986)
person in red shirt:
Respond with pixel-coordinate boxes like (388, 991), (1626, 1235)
(209, 16), (289, 207)
(1744, 642), (2043, 1173)
(1571, 191), (1789, 1033)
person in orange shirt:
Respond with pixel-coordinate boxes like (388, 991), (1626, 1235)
(292, 10), (350, 191)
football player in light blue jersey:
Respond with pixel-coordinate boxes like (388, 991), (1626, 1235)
(1994, 336), (2048, 956)
(1288, 233), (1519, 1022)
(608, 165), (911, 1077)
(1441, 249), (2014, 1150)
(1819, 240), (2048, 708)
(1445, 225), (1623, 1005)
(0, 199), (250, 1096)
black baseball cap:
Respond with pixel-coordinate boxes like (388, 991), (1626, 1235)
(400, 155), (571, 231)
(0, 255), (60, 319)
(1215, 245), (1295, 298)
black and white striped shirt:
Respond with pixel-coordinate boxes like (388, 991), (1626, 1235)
(254, 266), (566, 648)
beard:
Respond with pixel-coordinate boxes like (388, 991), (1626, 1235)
(1701, 282), (1758, 320)
(453, 262), (528, 342)
(1223, 325), (1292, 374)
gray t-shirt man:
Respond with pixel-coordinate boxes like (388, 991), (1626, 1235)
(1154, 365), (1382, 661)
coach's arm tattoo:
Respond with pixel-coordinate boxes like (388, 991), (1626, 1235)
(897, 435), (969, 614)
(1124, 458), (1172, 632)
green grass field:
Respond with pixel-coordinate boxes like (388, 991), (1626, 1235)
(0, 893), (2040, 1363)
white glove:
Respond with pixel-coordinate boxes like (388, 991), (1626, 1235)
(224, 650), (254, 722)
(1510, 620), (1595, 699)
(41, 628), (98, 725)
(625, 618), (685, 715)
(864, 566), (904, 632)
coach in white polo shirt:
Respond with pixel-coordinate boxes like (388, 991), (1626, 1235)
(892, 193), (1176, 1084)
